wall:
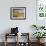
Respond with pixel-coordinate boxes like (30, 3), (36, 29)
(0, 0), (37, 42)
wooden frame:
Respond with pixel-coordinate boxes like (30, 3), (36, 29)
(4, 33), (18, 46)
(10, 7), (26, 20)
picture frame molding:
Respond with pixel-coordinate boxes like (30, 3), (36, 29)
(10, 7), (26, 20)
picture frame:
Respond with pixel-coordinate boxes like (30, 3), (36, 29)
(10, 7), (26, 20)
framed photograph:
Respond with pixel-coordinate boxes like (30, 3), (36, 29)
(10, 7), (26, 20)
(36, 0), (46, 26)
(37, 0), (46, 18)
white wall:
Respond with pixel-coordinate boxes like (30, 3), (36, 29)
(0, 0), (37, 42)
(0, 0), (37, 34)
